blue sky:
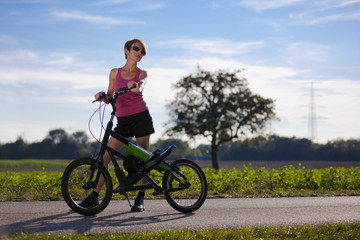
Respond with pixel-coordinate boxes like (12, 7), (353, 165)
(0, 0), (359, 145)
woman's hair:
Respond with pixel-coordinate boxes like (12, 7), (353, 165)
(124, 38), (147, 59)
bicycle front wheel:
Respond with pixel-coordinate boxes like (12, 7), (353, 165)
(162, 159), (207, 213)
(61, 157), (113, 216)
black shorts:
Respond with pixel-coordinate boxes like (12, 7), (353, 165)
(114, 110), (155, 138)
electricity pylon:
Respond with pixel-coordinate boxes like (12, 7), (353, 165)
(308, 81), (317, 143)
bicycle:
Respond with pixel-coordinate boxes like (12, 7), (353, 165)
(61, 85), (208, 216)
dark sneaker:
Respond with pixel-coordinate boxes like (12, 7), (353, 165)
(131, 195), (144, 212)
(79, 194), (99, 208)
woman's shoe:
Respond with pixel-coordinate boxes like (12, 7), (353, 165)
(131, 195), (144, 212)
(79, 193), (99, 208)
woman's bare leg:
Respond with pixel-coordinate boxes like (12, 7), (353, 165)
(136, 135), (150, 193)
(131, 135), (150, 212)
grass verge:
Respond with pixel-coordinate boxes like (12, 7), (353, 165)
(1, 222), (360, 239)
(0, 159), (69, 169)
(1, 164), (360, 201)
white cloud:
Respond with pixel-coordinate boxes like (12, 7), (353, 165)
(0, 68), (105, 90)
(111, 2), (168, 12)
(157, 38), (264, 55)
(287, 0), (360, 24)
(283, 42), (331, 64)
(314, 79), (360, 140)
(143, 53), (360, 143)
(52, 10), (144, 26)
(307, 11), (360, 25)
(235, 0), (303, 12)
(145, 67), (190, 109)
(0, 50), (38, 63)
(0, 49), (109, 90)
(0, 34), (19, 45)
(338, 0), (360, 7)
(144, 55), (303, 132)
(236, 0), (360, 12)
(289, 8), (360, 25)
(95, 0), (129, 4)
(316, 0), (360, 9)
(236, 0), (360, 28)
(135, 2), (167, 11)
(88, 0), (167, 12)
(45, 56), (75, 66)
(0, 0), (54, 3)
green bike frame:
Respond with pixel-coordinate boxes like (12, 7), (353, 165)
(124, 142), (171, 171)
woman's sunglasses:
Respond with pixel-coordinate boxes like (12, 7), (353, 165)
(132, 46), (146, 55)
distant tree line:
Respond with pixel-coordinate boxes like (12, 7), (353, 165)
(218, 136), (360, 161)
(0, 129), (95, 160)
(0, 129), (193, 160)
(0, 128), (359, 161)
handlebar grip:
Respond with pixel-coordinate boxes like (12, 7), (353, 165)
(92, 92), (106, 103)
(129, 83), (137, 89)
(116, 83), (136, 93)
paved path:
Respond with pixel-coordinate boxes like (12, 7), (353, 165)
(1, 197), (360, 236)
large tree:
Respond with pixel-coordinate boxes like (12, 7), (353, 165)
(166, 67), (277, 169)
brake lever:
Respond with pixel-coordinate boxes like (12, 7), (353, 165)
(92, 92), (107, 103)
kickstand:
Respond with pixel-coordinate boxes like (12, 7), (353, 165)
(123, 192), (132, 207)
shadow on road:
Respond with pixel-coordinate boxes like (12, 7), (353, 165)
(1, 209), (194, 236)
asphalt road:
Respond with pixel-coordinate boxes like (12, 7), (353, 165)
(1, 196), (360, 236)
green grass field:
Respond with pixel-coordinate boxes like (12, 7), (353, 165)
(1, 159), (360, 239)
(1, 160), (360, 201)
(2, 222), (360, 240)
(0, 159), (70, 171)
(2, 159), (360, 172)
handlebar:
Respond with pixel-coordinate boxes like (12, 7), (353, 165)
(92, 83), (136, 103)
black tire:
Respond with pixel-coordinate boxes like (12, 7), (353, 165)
(162, 159), (207, 213)
(61, 157), (113, 216)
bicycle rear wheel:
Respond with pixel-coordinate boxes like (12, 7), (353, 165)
(162, 159), (207, 213)
(61, 157), (113, 216)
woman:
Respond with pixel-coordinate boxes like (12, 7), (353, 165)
(80, 38), (154, 212)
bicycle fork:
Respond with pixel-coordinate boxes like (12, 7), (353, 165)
(82, 155), (104, 190)
(83, 119), (113, 190)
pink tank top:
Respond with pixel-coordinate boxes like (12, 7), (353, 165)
(114, 68), (148, 117)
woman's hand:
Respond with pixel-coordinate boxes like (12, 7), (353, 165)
(128, 81), (139, 93)
(94, 91), (107, 103)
